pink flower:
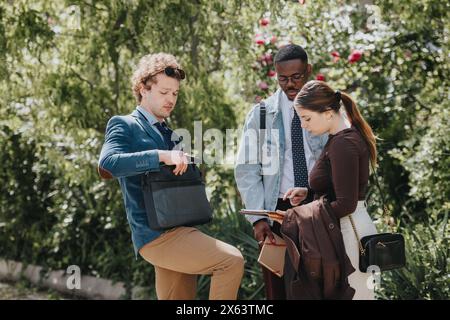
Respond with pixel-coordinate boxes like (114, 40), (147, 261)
(267, 70), (276, 77)
(259, 18), (270, 27)
(331, 51), (340, 63)
(298, 0), (306, 4)
(258, 81), (269, 90)
(270, 35), (277, 44)
(254, 34), (265, 46)
(264, 53), (273, 64)
(315, 73), (326, 81)
(348, 50), (363, 63)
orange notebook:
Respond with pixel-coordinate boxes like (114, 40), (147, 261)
(257, 233), (287, 277)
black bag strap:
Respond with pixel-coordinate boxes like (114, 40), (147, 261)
(369, 162), (391, 217)
(259, 101), (266, 130)
(259, 101), (266, 164)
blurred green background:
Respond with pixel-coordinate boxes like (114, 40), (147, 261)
(0, 0), (448, 299)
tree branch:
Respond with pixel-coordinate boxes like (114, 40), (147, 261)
(70, 67), (94, 91)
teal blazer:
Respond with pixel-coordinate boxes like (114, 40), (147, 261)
(98, 108), (168, 256)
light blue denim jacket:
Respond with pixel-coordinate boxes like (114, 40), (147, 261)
(234, 89), (328, 225)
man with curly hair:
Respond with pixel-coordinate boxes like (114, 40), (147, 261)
(98, 53), (244, 300)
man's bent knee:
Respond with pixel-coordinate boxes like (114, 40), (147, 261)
(227, 247), (245, 273)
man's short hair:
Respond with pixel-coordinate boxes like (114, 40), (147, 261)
(131, 53), (182, 103)
(274, 44), (308, 64)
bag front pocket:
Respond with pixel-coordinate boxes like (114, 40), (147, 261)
(149, 180), (212, 230)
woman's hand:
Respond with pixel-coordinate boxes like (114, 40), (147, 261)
(283, 187), (308, 206)
(158, 150), (190, 175)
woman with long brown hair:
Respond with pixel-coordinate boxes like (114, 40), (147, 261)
(283, 80), (378, 299)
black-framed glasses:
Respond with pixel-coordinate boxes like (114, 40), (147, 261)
(277, 71), (307, 85)
(164, 66), (186, 80)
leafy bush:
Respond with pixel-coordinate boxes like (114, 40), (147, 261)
(0, 0), (448, 300)
(377, 220), (449, 299)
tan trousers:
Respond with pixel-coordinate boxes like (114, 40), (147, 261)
(340, 201), (378, 300)
(139, 226), (244, 300)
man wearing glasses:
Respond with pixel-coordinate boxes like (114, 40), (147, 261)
(235, 44), (328, 299)
(99, 53), (244, 300)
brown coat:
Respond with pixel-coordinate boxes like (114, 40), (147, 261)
(281, 197), (355, 300)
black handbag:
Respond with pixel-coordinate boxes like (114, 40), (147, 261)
(141, 164), (213, 231)
(348, 162), (406, 273)
(349, 216), (406, 272)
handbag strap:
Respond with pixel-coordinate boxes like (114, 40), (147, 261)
(348, 214), (366, 256)
(349, 161), (393, 257)
(370, 162), (391, 217)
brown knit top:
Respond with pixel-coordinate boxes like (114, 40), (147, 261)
(309, 127), (370, 219)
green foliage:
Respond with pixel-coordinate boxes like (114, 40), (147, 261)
(0, 0), (448, 300)
(377, 219), (449, 299)
(389, 100), (450, 222)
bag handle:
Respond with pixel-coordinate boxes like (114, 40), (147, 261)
(349, 160), (395, 256)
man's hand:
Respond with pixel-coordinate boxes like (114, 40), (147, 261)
(158, 150), (189, 175)
(253, 219), (275, 247)
(283, 187), (308, 206)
